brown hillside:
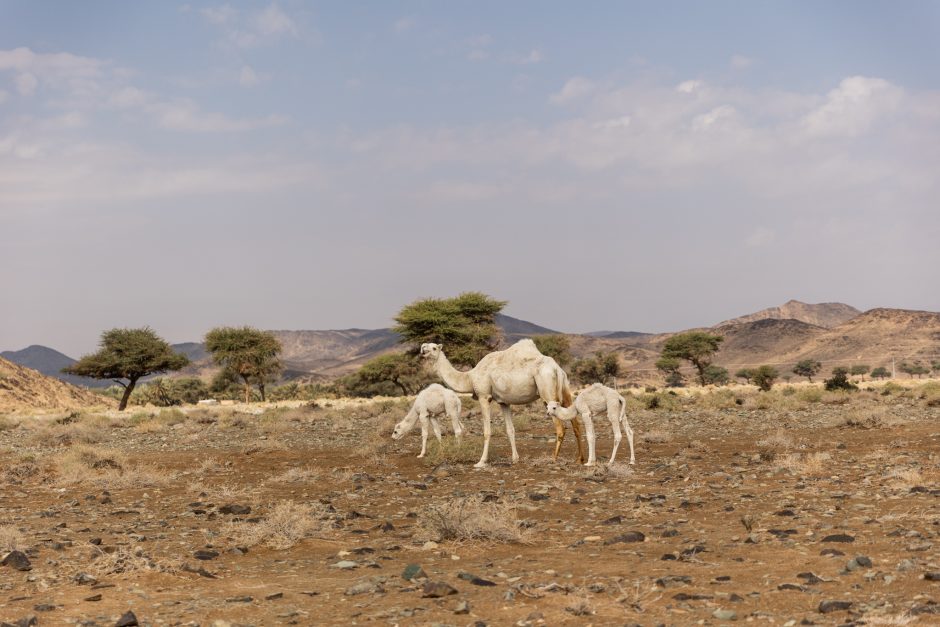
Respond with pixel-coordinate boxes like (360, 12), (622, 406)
(0, 357), (116, 413)
(718, 299), (861, 328)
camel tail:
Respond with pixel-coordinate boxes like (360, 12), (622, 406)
(559, 369), (574, 408)
(618, 396), (628, 428)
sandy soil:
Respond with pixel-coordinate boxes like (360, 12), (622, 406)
(2, 386), (940, 626)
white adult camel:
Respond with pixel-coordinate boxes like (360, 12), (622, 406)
(546, 383), (635, 466)
(420, 339), (585, 468)
(391, 383), (464, 458)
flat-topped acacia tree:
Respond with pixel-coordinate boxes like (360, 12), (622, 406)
(64, 327), (189, 410)
(659, 331), (724, 386)
(204, 326), (282, 402)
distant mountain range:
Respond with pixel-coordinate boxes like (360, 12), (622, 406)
(4, 301), (938, 387)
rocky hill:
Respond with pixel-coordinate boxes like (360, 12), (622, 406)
(0, 357), (115, 413)
(717, 299), (861, 329)
(0, 345), (109, 388)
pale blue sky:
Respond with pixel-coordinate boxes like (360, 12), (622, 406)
(2, 2), (939, 356)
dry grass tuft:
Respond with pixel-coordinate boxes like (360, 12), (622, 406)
(87, 545), (181, 576)
(224, 500), (333, 550)
(422, 436), (482, 465)
(885, 467), (925, 489)
(0, 525), (25, 552)
(55, 445), (176, 489)
(267, 466), (321, 484)
(641, 428), (673, 444)
(418, 495), (532, 544)
(775, 451), (831, 475)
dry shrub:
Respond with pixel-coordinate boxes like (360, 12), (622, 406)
(696, 388), (739, 410)
(267, 466), (320, 484)
(756, 430), (794, 460)
(918, 382), (940, 407)
(88, 545), (181, 576)
(224, 500), (333, 550)
(0, 525), (24, 552)
(0, 416), (19, 431)
(775, 451), (831, 475)
(796, 387), (824, 404)
(422, 436), (482, 465)
(28, 422), (107, 447)
(189, 482), (248, 501)
(418, 495), (532, 544)
(885, 467), (925, 489)
(55, 445), (175, 489)
(196, 457), (223, 475)
(2, 455), (42, 484)
(641, 428), (673, 444)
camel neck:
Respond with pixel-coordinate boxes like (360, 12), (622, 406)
(555, 403), (579, 421)
(434, 353), (474, 393)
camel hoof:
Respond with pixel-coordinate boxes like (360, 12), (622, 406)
(473, 462), (487, 469)
(583, 462), (596, 467)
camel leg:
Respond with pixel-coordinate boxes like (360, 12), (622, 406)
(623, 415), (636, 465)
(430, 415), (443, 443)
(581, 411), (597, 467)
(499, 403), (520, 463)
(551, 416), (565, 461)
(570, 416), (586, 464)
(607, 399), (622, 465)
(448, 403), (464, 443)
(475, 397), (493, 468)
(417, 412), (430, 458)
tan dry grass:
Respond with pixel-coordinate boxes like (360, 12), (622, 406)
(87, 545), (182, 577)
(266, 466), (321, 484)
(0, 525), (24, 552)
(641, 428), (673, 444)
(418, 494), (533, 544)
(775, 451), (832, 476)
(55, 445), (176, 489)
(223, 500), (333, 550)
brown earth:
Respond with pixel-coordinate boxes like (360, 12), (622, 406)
(717, 300), (861, 329)
(3, 382), (940, 626)
(0, 357), (115, 414)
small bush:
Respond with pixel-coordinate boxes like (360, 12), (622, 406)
(824, 368), (858, 392)
(224, 501), (333, 550)
(0, 525), (24, 552)
(418, 495), (531, 544)
(752, 365), (779, 392)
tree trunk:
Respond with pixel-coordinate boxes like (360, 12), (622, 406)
(241, 375), (252, 403)
(118, 377), (139, 411)
(259, 381), (266, 402)
(393, 378), (408, 396)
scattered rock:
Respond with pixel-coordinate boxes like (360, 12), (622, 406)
(454, 600), (470, 614)
(115, 611), (139, 627)
(821, 534), (855, 543)
(84, 594), (102, 602)
(1, 550), (32, 571)
(924, 572), (940, 581)
(422, 581), (458, 598)
(604, 531), (645, 545)
(713, 609), (738, 620)
(402, 563), (427, 580)
(218, 504), (251, 515)
(332, 560), (358, 570)
(194, 549), (219, 560)
(818, 600), (852, 613)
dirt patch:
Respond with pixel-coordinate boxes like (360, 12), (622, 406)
(2, 392), (940, 625)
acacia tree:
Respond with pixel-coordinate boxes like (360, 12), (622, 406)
(204, 326), (283, 402)
(656, 356), (683, 386)
(792, 360), (822, 383)
(734, 368), (755, 384)
(752, 365), (779, 392)
(659, 332), (724, 386)
(871, 366), (890, 380)
(850, 364), (870, 380)
(572, 351), (621, 385)
(532, 334), (572, 367)
(352, 352), (430, 396)
(393, 292), (507, 367)
(63, 327), (189, 411)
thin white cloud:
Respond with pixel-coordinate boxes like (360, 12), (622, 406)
(517, 49), (543, 65)
(676, 80), (702, 94)
(0, 89), (8, 103)
(731, 54), (755, 70)
(239, 65), (260, 87)
(255, 4), (297, 37)
(746, 227), (775, 248)
(199, 2), (299, 48)
(801, 76), (902, 138)
(550, 77), (595, 105)
(15, 73), (38, 96)
(394, 16), (416, 33)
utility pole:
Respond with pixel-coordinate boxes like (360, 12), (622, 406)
(892, 357), (896, 379)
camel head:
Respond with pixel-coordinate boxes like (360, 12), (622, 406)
(391, 413), (418, 440)
(545, 400), (562, 418)
(419, 343), (443, 361)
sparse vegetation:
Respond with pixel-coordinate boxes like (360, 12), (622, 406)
(63, 327), (190, 410)
(792, 359), (822, 383)
(532, 334), (573, 367)
(825, 366), (858, 391)
(418, 495), (532, 544)
(659, 331), (724, 386)
(751, 365), (779, 392)
(224, 500), (333, 550)
(205, 326), (283, 402)
(571, 351), (621, 385)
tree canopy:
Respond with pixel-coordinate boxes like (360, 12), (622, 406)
(792, 359), (822, 383)
(659, 331), (724, 386)
(532, 334), (572, 367)
(204, 326), (283, 402)
(572, 351), (621, 385)
(347, 352), (432, 396)
(392, 292), (507, 367)
(63, 327), (189, 410)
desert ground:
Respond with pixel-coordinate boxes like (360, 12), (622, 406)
(2, 381), (940, 626)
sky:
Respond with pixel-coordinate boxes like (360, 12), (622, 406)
(1, 1), (939, 357)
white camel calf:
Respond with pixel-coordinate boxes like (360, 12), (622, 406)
(546, 383), (635, 466)
(391, 383), (464, 458)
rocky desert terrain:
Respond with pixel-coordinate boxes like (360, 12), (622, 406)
(2, 380), (940, 626)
